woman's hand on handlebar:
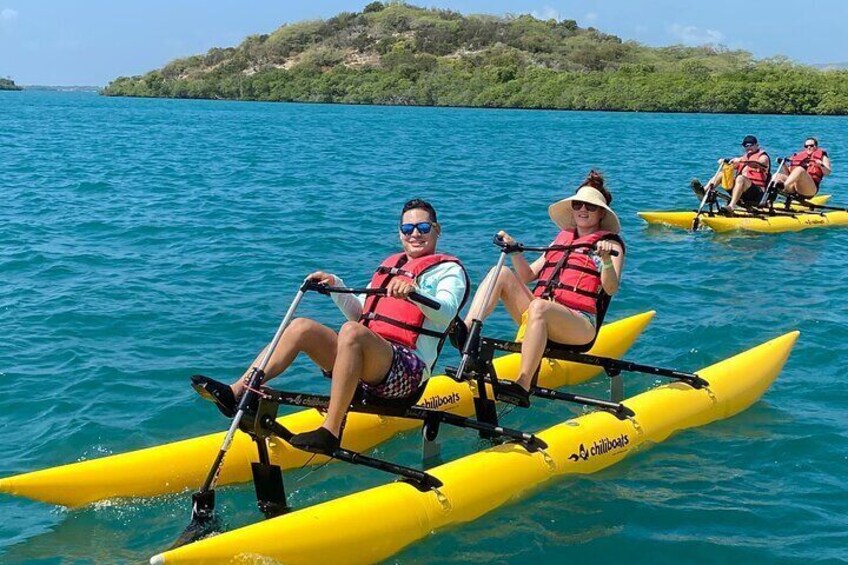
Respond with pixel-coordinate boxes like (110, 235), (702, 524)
(308, 271), (336, 286)
(497, 230), (517, 246)
(595, 240), (619, 261)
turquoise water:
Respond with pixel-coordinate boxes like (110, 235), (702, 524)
(1, 91), (847, 564)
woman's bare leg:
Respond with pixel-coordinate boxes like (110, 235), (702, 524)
(464, 266), (533, 326)
(784, 168), (818, 198)
(516, 299), (595, 390)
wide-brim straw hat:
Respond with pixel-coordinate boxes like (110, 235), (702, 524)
(548, 185), (621, 234)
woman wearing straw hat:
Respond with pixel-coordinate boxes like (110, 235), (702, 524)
(463, 171), (625, 407)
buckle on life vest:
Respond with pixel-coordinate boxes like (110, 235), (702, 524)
(376, 266), (415, 278)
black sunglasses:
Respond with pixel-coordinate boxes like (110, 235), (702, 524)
(399, 222), (433, 236)
(742, 143), (755, 148)
(804, 143), (816, 148)
(571, 201), (600, 212)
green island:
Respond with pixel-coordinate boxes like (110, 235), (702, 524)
(104, 2), (848, 114)
(0, 77), (22, 91)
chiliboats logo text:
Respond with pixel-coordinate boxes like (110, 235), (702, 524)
(568, 434), (629, 462)
(421, 392), (461, 410)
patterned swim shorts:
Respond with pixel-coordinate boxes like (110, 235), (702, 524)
(360, 343), (426, 400)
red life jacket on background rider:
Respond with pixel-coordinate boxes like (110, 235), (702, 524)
(360, 252), (465, 349)
(532, 229), (625, 316)
(789, 147), (828, 186)
(736, 148), (771, 188)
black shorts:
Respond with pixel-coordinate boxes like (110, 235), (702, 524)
(741, 184), (765, 204)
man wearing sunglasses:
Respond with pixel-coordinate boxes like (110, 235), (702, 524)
(703, 135), (771, 213)
(774, 137), (831, 198)
(193, 199), (468, 454)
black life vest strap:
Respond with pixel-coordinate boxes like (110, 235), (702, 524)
(361, 255), (409, 328)
(376, 265), (415, 278)
(543, 283), (601, 299)
(536, 232), (625, 305)
(563, 264), (599, 277)
(360, 256), (472, 374)
(360, 312), (445, 339)
(741, 159), (766, 170)
(538, 246), (572, 300)
(586, 235), (622, 321)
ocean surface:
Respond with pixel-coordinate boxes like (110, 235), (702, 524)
(1, 91), (847, 564)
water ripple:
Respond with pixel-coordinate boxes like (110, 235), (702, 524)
(2, 91), (847, 563)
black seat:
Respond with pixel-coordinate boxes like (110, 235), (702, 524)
(351, 380), (428, 410)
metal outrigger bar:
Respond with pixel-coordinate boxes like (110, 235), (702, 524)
(233, 384), (550, 519)
(447, 333), (710, 431)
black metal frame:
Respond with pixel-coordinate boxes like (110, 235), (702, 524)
(692, 164), (827, 221)
(182, 245), (711, 533)
(449, 334), (709, 434)
(698, 186), (729, 218)
(235, 383), (549, 519)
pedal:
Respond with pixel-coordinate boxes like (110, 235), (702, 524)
(493, 379), (530, 408)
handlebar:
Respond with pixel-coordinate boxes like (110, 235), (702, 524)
(302, 280), (441, 310)
(493, 234), (619, 257)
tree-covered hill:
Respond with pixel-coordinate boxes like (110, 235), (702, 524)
(0, 78), (22, 91)
(104, 2), (848, 114)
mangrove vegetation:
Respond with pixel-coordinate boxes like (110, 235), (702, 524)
(103, 2), (848, 114)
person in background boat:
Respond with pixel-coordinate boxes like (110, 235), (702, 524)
(702, 135), (771, 214)
(462, 171), (624, 407)
(773, 137), (831, 199)
(193, 199), (468, 454)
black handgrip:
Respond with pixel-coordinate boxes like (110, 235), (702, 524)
(492, 234), (525, 254)
(494, 238), (619, 257)
(302, 279), (331, 294)
(408, 292), (440, 310)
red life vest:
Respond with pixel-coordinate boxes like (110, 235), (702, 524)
(789, 147), (827, 186)
(360, 252), (465, 349)
(532, 229), (624, 315)
(736, 149), (771, 188)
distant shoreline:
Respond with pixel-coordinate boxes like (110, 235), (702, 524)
(101, 3), (848, 116)
(101, 91), (848, 117)
(21, 85), (102, 92)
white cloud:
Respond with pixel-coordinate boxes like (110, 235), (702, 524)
(584, 12), (598, 23)
(531, 6), (560, 21)
(1, 8), (18, 21)
(670, 23), (724, 45)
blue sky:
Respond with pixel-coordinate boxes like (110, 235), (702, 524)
(1, 1), (846, 86)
